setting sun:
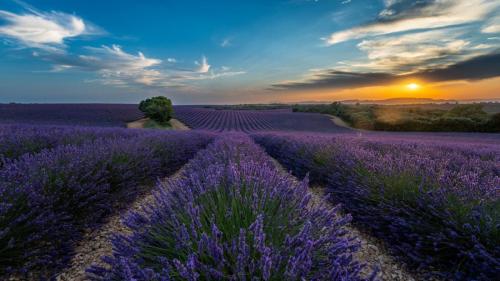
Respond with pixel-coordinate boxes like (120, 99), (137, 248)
(406, 83), (421, 90)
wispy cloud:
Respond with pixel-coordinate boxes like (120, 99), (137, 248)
(37, 46), (243, 88)
(342, 29), (495, 74)
(0, 5), (100, 51)
(325, 0), (498, 45)
(0, 4), (244, 90)
(482, 14), (500, 33)
(195, 56), (210, 73)
(273, 0), (500, 91)
(81, 45), (163, 86)
(220, 38), (231, 47)
(32, 44), (162, 86)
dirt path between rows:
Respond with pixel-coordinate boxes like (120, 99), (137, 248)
(327, 115), (352, 129)
(169, 118), (190, 130)
(308, 187), (422, 281)
(269, 158), (428, 281)
(56, 171), (184, 281)
(126, 118), (190, 130)
(325, 114), (373, 133)
(126, 117), (149, 129)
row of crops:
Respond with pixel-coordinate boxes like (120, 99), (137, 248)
(1, 122), (498, 280)
(0, 125), (214, 278)
(175, 108), (273, 131)
(1, 127), (380, 280)
(87, 135), (377, 280)
(252, 133), (499, 280)
(0, 104), (347, 132)
(174, 107), (350, 133)
(0, 104), (143, 127)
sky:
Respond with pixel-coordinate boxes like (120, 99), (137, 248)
(0, 0), (499, 104)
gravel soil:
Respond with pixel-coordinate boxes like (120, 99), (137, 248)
(126, 118), (190, 130)
(55, 171), (183, 281)
(169, 118), (190, 130)
(55, 191), (156, 281)
(309, 186), (421, 281)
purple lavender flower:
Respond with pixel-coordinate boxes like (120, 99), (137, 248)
(88, 135), (373, 280)
(174, 107), (350, 133)
(0, 129), (213, 278)
(252, 132), (499, 280)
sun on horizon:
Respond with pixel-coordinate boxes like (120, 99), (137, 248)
(406, 83), (421, 91)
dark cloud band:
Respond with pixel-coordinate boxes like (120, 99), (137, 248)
(271, 52), (500, 91)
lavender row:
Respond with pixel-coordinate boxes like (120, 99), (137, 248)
(252, 133), (499, 280)
(87, 135), (376, 280)
(0, 124), (152, 167)
(174, 107), (273, 132)
(0, 104), (143, 127)
(174, 107), (350, 133)
(0, 131), (213, 278)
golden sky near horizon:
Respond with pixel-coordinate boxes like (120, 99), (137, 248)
(278, 77), (500, 103)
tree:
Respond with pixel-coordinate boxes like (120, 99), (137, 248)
(486, 112), (500, 132)
(445, 104), (488, 121)
(139, 96), (173, 123)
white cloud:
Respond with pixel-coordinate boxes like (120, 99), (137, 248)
(220, 38), (231, 47)
(85, 45), (161, 70)
(355, 30), (469, 71)
(195, 56), (211, 73)
(483, 24), (500, 33)
(79, 45), (163, 86)
(0, 5), (243, 90)
(0, 9), (94, 50)
(38, 46), (243, 88)
(276, 0), (500, 90)
(334, 29), (495, 75)
(482, 15), (500, 33)
(326, 0), (499, 45)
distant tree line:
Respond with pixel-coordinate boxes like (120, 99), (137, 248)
(293, 102), (500, 132)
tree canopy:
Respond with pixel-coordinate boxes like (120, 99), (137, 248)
(139, 96), (173, 123)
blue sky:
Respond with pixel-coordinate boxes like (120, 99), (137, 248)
(0, 0), (499, 104)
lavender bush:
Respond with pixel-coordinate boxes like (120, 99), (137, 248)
(0, 124), (149, 168)
(253, 133), (499, 280)
(0, 131), (213, 278)
(88, 135), (376, 280)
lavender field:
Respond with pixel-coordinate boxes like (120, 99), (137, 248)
(2, 0), (499, 279)
(0, 105), (498, 281)
(174, 106), (350, 133)
(0, 104), (143, 127)
(253, 132), (500, 280)
(0, 104), (350, 132)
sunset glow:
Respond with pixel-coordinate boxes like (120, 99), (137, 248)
(406, 83), (421, 91)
